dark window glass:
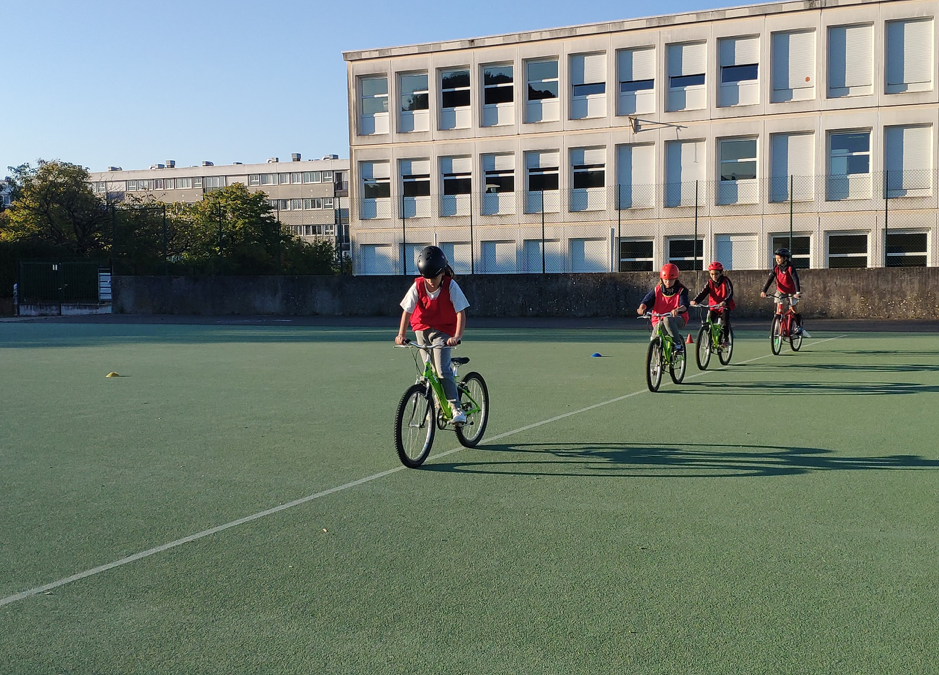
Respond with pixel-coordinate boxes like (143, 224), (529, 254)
(485, 86), (514, 105)
(362, 98), (388, 115)
(443, 176), (471, 195)
(484, 173), (514, 193)
(529, 171), (559, 192)
(621, 79), (654, 92)
(721, 162), (757, 182)
(363, 182), (390, 199)
(402, 93), (428, 111)
(621, 241), (654, 258)
(886, 233), (927, 255)
(573, 166), (605, 189)
(573, 82), (606, 97)
(669, 239), (704, 258)
(831, 133), (870, 154)
(442, 89), (471, 108)
(829, 256), (867, 268)
(528, 60), (558, 81)
(721, 63), (758, 83)
(442, 70), (470, 89)
(772, 236), (811, 267)
(620, 260), (654, 271)
(845, 155), (870, 174)
(484, 67), (513, 85)
(402, 177), (430, 197)
(829, 235), (867, 255)
(670, 73), (706, 88)
(887, 255), (927, 267)
(528, 83), (558, 100)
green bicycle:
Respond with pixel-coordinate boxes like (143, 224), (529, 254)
(692, 304), (735, 370)
(393, 341), (489, 468)
(641, 312), (687, 392)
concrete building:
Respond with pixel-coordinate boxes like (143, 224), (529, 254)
(344, 0), (939, 275)
(88, 156), (350, 244)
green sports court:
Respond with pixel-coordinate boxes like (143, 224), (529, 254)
(1, 318), (938, 674)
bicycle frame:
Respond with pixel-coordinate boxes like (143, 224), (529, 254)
(698, 305), (726, 348)
(644, 313), (677, 365)
(774, 296), (798, 337)
(402, 342), (481, 423)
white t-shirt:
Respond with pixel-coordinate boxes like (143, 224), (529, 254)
(400, 279), (470, 314)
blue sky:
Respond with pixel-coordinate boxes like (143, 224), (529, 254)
(2, 0), (746, 174)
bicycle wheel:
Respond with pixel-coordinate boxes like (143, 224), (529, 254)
(718, 327), (735, 365)
(695, 325), (711, 370)
(393, 384), (436, 468)
(669, 342), (687, 384)
(770, 316), (783, 355)
(646, 338), (663, 392)
(454, 372), (489, 448)
(790, 322), (803, 352)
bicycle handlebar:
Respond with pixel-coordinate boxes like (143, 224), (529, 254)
(639, 312), (677, 319)
(395, 339), (461, 349)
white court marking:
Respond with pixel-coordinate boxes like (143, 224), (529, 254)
(0, 334), (846, 608)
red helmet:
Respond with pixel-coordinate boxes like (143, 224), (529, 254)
(707, 261), (724, 272)
(660, 263), (680, 280)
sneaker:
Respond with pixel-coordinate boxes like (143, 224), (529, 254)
(674, 342), (685, 354)
(793, 326), (803, 336)
(450, 403), (466, 424)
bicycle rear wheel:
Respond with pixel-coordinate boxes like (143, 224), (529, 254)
(695, 325), (711, 370)
(718, 327), (734, 365)
(454, 372), (489, 448)
(770, 316), (783, 355)
(670, 342), (687, 384)
(394, 384), (436, 468)
(790, 323), (803, 351)
(646, 338), (663, 392)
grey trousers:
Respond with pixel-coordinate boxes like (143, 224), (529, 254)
(657, 315), (686, 341)
(414, 329), (459, 401)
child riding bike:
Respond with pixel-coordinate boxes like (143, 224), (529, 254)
(690, 261), (735, 346)
(760, 247), (803, 336)
(637, 263), (689, 353)
(394, 246), (470, 423)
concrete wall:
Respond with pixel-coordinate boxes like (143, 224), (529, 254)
(114, 268), (939, 320)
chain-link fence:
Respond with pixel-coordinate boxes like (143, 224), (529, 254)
(351, 170), (939, 275)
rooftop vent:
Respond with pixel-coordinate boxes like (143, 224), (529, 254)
(166, 160), (176, 168)
(321, 154), (339, 160)
(202, 161), (214, 166)
(291, 153), (301, 162)
(233, 161), (242, 165)
(108, 166), (122, 172)
(149, 164), (165, 170)
(267, 157), (279, 163)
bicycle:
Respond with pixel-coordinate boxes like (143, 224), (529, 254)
(769, 294), (803, 355)
(691, 304), (734, 370)
(640, 312), (687, 392)
(393, 340), (489, 468)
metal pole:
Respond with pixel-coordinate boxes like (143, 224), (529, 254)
(541, 188), (546, 274)
(335, 193), (341, 271)
(789, 175), (794, 253)
(694, 180), (699, 271)
(884, 170), (889, 267)
(616, 184), (622, 273)
(110, 204), (116, 275)
(401, 193), (407, 275)
(469, 190), (475, 275)
(162, 204), (168, 276)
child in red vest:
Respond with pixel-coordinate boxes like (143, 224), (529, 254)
(637, 263), (690, 352)
(690, 261), (735, 345)
(760, 247), (803, 335)
(395, 246), (470, 422)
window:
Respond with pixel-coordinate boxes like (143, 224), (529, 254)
(620, 239), (654, 271)
(617, 47), (655, 115)
(828, 233), (868, 268)
(570, 147), (605, 211)
(885, 125), (932, 196)
(523, 239), (562, 273)
(361, 161), (391, 219)
(289, 198), (302, 210)
(399, 72), (429, 133)
(138, 180), (151, 190)
(176, 177), (192, 189)
(667, 42), (707, 111)
(126, 180), (138, 192)
(886, 232), (928, 267)
(665, 140), (705, 207)
(525, 151), (559, 213)
(164, 179), (175, 190)
(616, 144), (655, 209)
(570, 238), (607, 272)
(359, 76), (389, 135)
(312, 198), (323, 209)
(279, 173), (290, 184)
(291, 172), (302, 184)
(323, 171), (333, 182)
(570, 53), (606, 119)
(828, 24), (873, 97)
(440, 156), (471, 216)
(772, 235), (811, 268)
(482, 65), (513, 127)
(526, 59), (559, 123)
(260, 174), (276, 185)
(193, 177), (203, 188)
(668, 238), (704, 270)
(770, 133), (815, 202)
(278, 199), (290, 210)
(440, 69), (470, 130)
(152, 179), (164, 190)
(771, 30), (816, 102)
(248, 174), (260, 186)
(828, 131), (871, 200)
(481, 240), (517, 274)
(719, 36), (759, 107)
(400, 158), (431, 218)
(204, 176), (224, 189)
(886, 18), (934, 94)
(324, 197), (334, 209)
(303, 171), (321, 183)
(360, 243), (395, 275)
(718, 137), (758, 204)
(302, 199), (312, 210)
(482, 154), (515, 215)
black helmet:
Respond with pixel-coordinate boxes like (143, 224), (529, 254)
(774, 247), (791, 258)
(416, 245), (449, 278)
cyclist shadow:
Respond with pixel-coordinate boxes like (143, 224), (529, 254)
(769, 362), (939, 373)
(424, 442), (939, 478)
(681, 380), (939, 395)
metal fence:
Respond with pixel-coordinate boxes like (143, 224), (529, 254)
(18, 261), (104, 306)
(351, 170), (939, 275)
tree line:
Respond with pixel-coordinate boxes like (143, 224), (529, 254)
(0, 160), (346, 295)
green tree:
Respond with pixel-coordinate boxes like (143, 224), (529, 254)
(114, 195), (194, 275)
(281, 236), (341, 275)
(0, 160), (109, 257)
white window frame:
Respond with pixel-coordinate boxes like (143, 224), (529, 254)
(619, 238), (654, 272)
(570, 52), (607, 120)
(359, 75), (389, 135)
(885, 230), (929, 267)
(440, 68), (471, 130)
(827, 232), (869, 268)
(525, 58), (560, 123)
(718, 137), (758, 205)
(885, 18), (934, 94)
(482, 64), (514, 127)
(827, 130), (872, 200)
(617, 46), (655, 116)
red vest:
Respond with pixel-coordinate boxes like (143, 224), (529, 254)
(774, 265), (797, 294)
(410, 276), (458, 336)
(653, 284), (689, 325)
(707, 277), (736, 311)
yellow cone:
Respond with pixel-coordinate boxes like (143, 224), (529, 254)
(106, 372), (120, 378)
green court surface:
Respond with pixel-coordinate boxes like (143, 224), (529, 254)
(1, 320), (938, 674)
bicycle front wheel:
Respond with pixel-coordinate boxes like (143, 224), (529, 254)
(454, 372), (489, 448)
(646, 338), (663, 392)
(718, 327), (735, 365)
(770, 316), (783, 355)
(670, 342), (687, 384)
(394, 384), (436, 468)
(695, 325), (711, 370)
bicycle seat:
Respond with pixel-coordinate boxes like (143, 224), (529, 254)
(451, 357), (470, 365)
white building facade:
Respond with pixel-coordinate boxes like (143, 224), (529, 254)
(344, 0), (939, 275)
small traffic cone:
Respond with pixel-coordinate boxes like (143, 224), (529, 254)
(686, 334), (694, 344)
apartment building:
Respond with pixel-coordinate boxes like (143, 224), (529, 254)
(88, 156), (350, 242)
(344, 0), (939, 275)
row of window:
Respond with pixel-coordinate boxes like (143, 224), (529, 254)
(269, 198), (336, 211)
(90, 171), (345, 194)
(357, 123), (933, 215)
(359, 230), (930, 275)
(290, 224), (337, 236)
(358, 17), (934, 134)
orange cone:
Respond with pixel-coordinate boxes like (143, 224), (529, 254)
(686, 334), (694, 344)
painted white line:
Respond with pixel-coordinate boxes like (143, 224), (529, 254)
(1, 333), (846, 608)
